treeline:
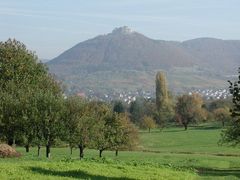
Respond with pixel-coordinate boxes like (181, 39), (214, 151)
(121, 94), (232, 132)
(0, 39), (138, 159)
(125, 72), (232, 132)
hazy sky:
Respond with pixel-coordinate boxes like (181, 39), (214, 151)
(0, 0), (239, 59)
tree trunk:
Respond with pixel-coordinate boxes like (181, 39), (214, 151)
(149, 128), (150, 133)
(25, 144), (30, 153)
(79, 145), (84, 159)
(184, 123), (188, 130)
(13, 138), (16, 147)
(7, 134), (14, 146)
(222, 121), (225, 127)
(7, 138), (13, 146)
(37, 145), (41, 157)
(115, 149), (118, 156)
(46, 144), (51, 158)
(70, 147), (73, 155)
(99, 149), (103, 158)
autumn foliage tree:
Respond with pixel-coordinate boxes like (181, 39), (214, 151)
(155, 72), (174, 127)
(156, 72), (168, 110)
(142, 116), (156, 133)
(175, 93), (205, 130)
(213, 107), (231, 127)
(111, 113), (138, 156)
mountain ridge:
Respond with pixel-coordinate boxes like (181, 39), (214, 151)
(47, 26), (240, 95)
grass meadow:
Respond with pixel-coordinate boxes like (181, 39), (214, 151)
(1, 124), (240, 179)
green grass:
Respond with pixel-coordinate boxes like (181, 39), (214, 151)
(0, 149), (196, 180)
(1, 125), (240, 179)
(0, 161), (196, 180)
(140, 125), (240, 154)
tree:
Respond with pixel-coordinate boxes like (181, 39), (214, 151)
(64, 97), (100, 159)
(19, 88), (38, 153)
(88, 102), (138, 158)
(155, 72), (174, 127)
(76, 115), (95, 159)
(221, 68), (240, 146)
(213, 108), (231, 127)
(0, 89), (22, 145)
(0, 39), (46, 89)
(129, 98), (145, 125)
(31, 75), (63, 157)
(106, 113), (124, 156)
(156, 72), (168, 112)
(0, 39), (65, 158)
(206, 99), (232, 112)
(35, 90), (65, 158)
(88, 101), (112, 158)
(0, 95), (2, 140)
(175, 94), (205, 130)
(117, 113), (139, 151)
(113, 101), (125, 114)
(111, 113), (139, 156)
(0, 39), (51, 149)
(64, 96), (85, 156)
(141, 116), (156, 133)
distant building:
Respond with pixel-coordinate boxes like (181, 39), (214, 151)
(76, 92), (86, 97)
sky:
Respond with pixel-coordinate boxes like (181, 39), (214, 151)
(0, 0), (239, 60)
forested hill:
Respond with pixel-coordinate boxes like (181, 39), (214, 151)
(47, 26), (240, 94)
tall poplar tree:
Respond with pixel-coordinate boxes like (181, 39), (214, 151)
(155, 72), (173, 126)
(156, 71), (168, 111)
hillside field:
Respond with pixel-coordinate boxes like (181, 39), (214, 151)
(1, 125), (240, 179)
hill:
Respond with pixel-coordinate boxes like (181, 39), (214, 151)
(47, 26), (240, 95)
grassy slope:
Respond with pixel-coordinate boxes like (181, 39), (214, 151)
(1, 125), (240, 179)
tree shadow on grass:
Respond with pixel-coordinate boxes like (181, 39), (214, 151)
(30, 167), (136, 180)
(163, 129), (185, 133)
(197, 168), (240, 178)
(189, 126), (222, 130)
(140, 129), (185, 133)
